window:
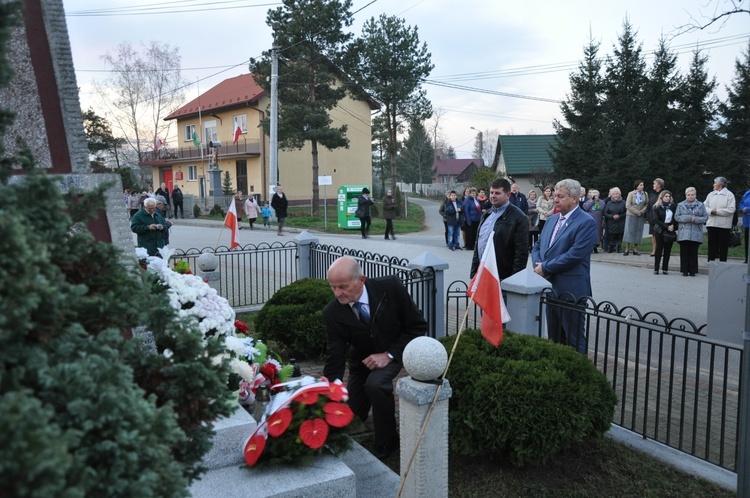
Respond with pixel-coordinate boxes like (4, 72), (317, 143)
(233, 114), (247, 133)
(187, 165), (198, 181)
(204, 120), (217, 144)
(184, 124), (195, 141)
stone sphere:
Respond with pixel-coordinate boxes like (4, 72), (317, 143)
(402, 336), (448, 381)
(197, 252), (218, 272)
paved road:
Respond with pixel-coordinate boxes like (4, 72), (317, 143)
(160, 197), (711, 327)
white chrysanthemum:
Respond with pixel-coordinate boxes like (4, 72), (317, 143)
(135, 247), (149, 260)
(230, 358), (257, 381)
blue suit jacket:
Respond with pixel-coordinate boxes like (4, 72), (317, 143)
(531, 207), (597, 300)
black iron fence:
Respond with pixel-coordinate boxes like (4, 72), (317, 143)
(445, 283), (741, 472)
(172, 242), (299, 307)
(309, 243), (438, 338)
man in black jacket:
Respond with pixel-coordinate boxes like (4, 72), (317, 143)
(471, 178), (529, 280)
(323, 256), (427, 459)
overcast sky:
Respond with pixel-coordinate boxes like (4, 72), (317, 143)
(64, 0), (749, 158)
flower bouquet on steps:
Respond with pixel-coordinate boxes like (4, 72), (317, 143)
(243, 376), (355, 467)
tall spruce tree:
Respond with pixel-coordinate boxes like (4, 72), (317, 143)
(551, 35), (605, 188)
(601, 20), (649, 188)
(249, 0), (353, 215)
(345, 14), (434, 194)
(398, 119), (435, 188)
(674, 49), (718, 200)
(643, 39), (683, 187)
(717, 42), (750, 192)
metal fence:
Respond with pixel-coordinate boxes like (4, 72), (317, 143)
(309, 242), (438, 338)
(172, 242), (299, 307)
(445, 283), (742, 472)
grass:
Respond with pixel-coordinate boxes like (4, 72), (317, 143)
(354, 433), (733, 497)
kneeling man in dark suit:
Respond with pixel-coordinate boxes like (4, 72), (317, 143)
(323, 256), (427, 459)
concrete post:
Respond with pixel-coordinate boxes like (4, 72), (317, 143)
(197, 252), (221, 294)
(409, 252), (449, 339)
(501, 268), (552, 336)
(396, 378), (452, 498)
(295, 231), (319, 279)
(397, 337), (452, 498)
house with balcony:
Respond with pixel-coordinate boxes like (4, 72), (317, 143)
(140, 73), (378, 204)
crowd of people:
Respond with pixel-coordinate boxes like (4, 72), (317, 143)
(439, 176), (748, 275)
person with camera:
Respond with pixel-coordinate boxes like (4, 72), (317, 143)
(131, 197), (168, 256)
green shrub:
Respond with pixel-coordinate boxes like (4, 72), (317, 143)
(193, 204), (201, 218)
(209, 204), (225, 217)
(254, 278), (333, 360)
(440, 330), (617, 467)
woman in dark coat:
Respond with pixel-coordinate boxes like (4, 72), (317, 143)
(651, 190), (677, 275)
(603, 187), (626, 253)
(356, 187), (374, 239)
(382, 189), (397, 240)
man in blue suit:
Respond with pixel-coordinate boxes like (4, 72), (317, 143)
(531, 179), (597, 354)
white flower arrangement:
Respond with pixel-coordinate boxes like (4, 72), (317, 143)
(137, 247), (236, 340)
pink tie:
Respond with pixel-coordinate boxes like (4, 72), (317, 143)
(549, 215), (566, 245)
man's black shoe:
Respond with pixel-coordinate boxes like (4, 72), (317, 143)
(373, 436), (399, 460)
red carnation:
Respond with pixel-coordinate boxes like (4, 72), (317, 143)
(235, 320), (249, 334)
(267, 408), (293, 437)
(244, 433), (266, 466)
(260, 362), (278, 379)
(323, 402), (354, 428)
(299, 418), (329, 449)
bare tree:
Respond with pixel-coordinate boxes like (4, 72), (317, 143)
(529, 166), (557, 191)
(94, 41), (185, 166)
(427, 107), (447, 156)
(672, 0), (749, 36)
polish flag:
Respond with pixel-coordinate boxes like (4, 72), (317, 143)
(224, 197), (240, 250)
(233, 125), (243, 145)
(155, 138), (163, 152)
(467, 232), (510, 346)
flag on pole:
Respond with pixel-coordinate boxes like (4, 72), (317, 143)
(224, 197), (240, 250)
(192, 130), (201, 148)
(233, 124), (243, 145)
(155, 138), (163, 152)
(467, 232), (510, 347)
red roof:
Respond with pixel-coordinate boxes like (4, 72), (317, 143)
(433, 158), (483, 175)
(165, 74), (266, 121)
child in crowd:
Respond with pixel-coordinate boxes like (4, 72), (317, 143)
(262, 201), (272, 228)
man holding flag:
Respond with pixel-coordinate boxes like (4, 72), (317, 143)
(532, 178), (597, 354)
(469, 178), (529, 346)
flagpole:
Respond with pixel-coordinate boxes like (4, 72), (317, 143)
(397, 306), (472, 498)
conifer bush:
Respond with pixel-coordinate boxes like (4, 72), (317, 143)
(254, 278), (333, 360)
(440, 329), (617, 467)
(0, 5), (234, 493)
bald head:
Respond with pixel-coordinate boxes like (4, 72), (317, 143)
(328, 256), (365, 304)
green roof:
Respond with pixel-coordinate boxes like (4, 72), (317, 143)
(496, 134), (556, 175)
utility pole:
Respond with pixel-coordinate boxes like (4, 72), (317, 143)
(270, 41), (279, 195)
(471, 126), (483, 163)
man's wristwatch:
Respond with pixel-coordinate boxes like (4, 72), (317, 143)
(386, 352), (394, 361)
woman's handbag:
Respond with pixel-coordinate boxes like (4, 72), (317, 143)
(354, 207), (364, 219)
(729, 227), (742, 248)
(662, 230), (676, 243)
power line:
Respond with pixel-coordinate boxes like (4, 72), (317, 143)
(67, 1), (281, 17)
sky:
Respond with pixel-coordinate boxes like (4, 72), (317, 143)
(63, 0), (749, 158)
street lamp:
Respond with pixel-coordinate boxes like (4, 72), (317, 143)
(470, 126), (484, 164)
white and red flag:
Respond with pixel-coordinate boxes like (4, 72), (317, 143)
(233, 125), (243, 145)
(155, 138), (164, 152)
(467, 232), (510, 347)
(224, 197), (240, 250)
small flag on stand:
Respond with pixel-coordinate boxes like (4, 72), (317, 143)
(233, 125), (243, 145)
(224, 197), (240, 250)
(467, 232), (510, 347)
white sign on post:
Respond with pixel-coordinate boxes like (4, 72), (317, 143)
(318, 176), (333, 228)
(318, 175), (332, 186)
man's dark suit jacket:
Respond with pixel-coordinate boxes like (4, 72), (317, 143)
(323, 275), (427, 382)
(470, 203), (529, 280)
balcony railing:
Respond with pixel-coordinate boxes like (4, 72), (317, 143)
(139, 139), (261, 164)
